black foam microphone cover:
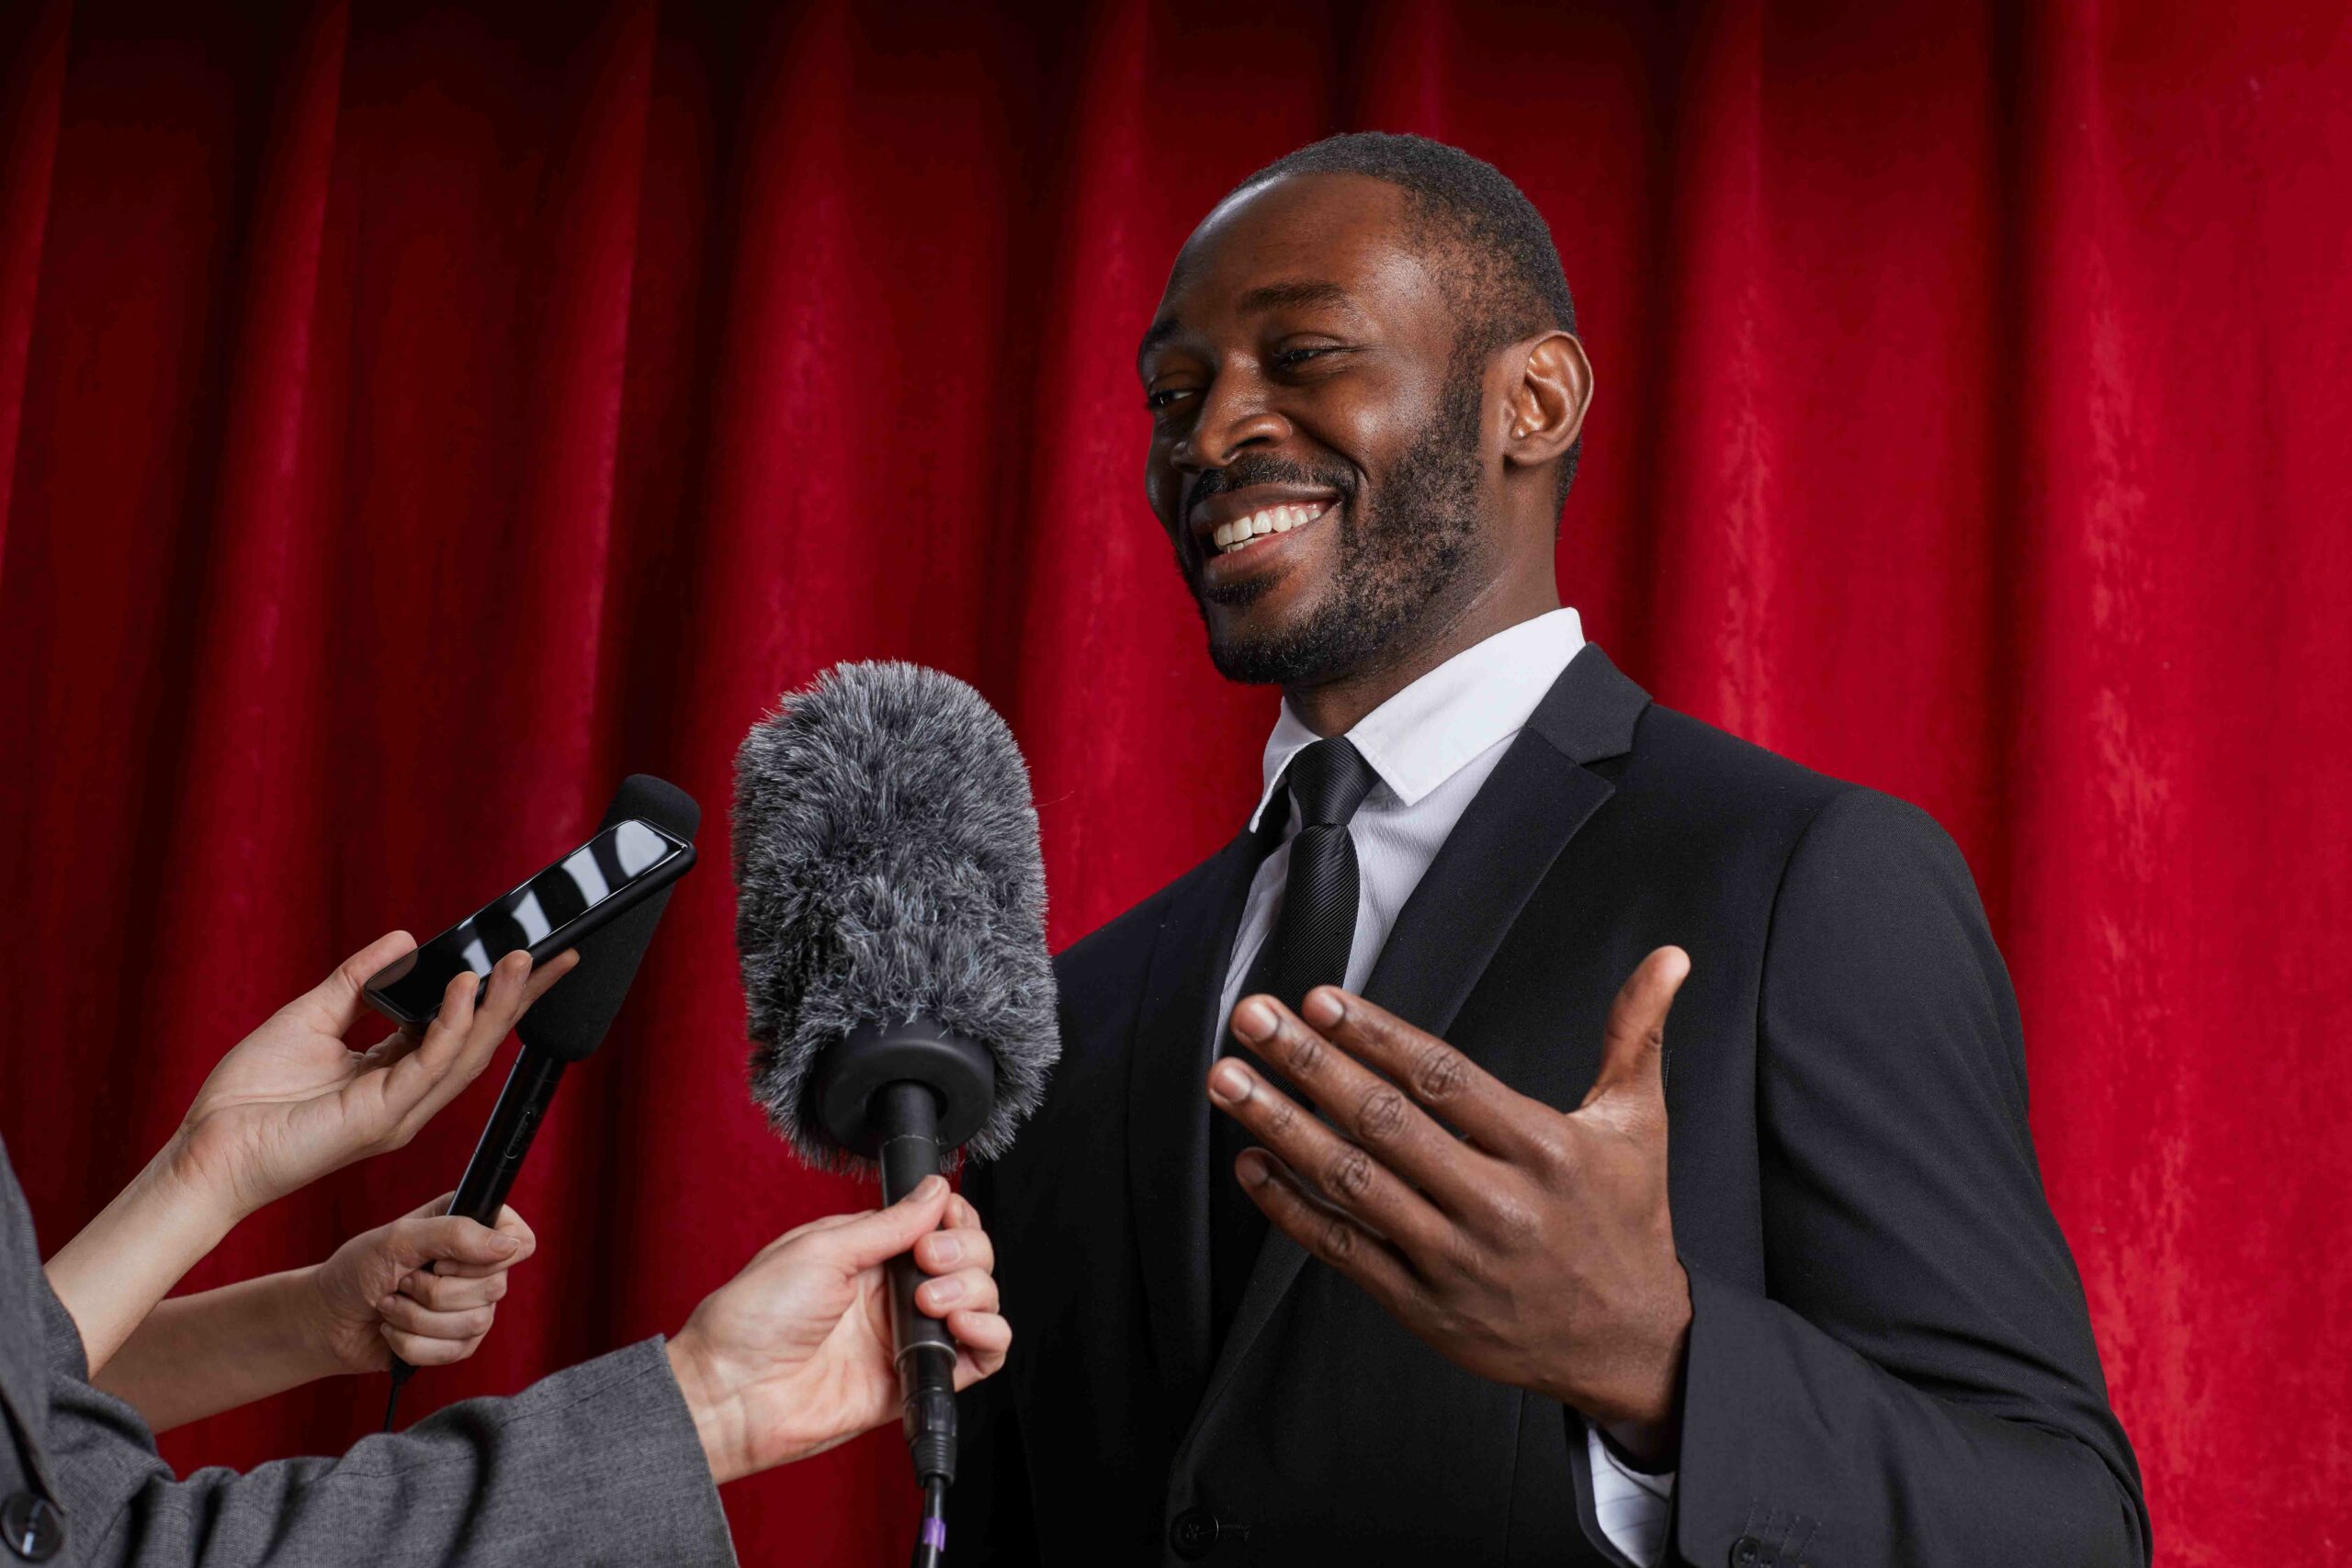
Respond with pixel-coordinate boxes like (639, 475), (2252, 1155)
(518, 773), (702, 1063)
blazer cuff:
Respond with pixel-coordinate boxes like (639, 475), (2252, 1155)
(481, 1335), (738, 1568)
(1672, 1265), (1826, 1563)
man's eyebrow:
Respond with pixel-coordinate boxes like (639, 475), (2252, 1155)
(1136, 280), (1362, 370)
(1234, 278), (1353, 315)
(1137, 315), (1183, 367)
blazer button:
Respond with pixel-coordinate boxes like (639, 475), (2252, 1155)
(1169, 1506), (1219, 1560)
(1730, 1538), (1776, 1567)
(1, 1494), (64, 1562)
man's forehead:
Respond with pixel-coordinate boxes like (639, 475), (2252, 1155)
(1146, 173), (1439, 348)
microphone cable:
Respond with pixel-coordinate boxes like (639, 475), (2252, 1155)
(380, 1358), (414, 1432)
(911, 1475), (948, 1568)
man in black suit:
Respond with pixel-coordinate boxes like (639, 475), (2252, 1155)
(962, 132), (2146, 1566)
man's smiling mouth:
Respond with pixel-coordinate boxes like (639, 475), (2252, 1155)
(1212, 500), (1338, 555)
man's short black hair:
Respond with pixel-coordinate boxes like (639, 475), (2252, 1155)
(1226, 131), (1582, 505)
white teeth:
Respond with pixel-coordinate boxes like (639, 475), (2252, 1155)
(1216, 501), (1331, 553)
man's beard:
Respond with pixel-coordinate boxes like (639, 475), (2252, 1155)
(1184, 364), (1486, 689)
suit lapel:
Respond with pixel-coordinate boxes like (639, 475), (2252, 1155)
(1128, 828), (1268, 1410)
(1184, 644), (1653, 1433)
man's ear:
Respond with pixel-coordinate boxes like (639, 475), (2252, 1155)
(1501, 332), (1592, 472)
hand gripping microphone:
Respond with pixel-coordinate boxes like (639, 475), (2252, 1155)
(382, 773), (701, 1426)
(733, 663), (1057, 1566)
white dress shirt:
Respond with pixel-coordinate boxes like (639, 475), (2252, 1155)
(1212, 605), (1672, 1567)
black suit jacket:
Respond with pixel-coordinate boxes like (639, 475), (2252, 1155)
(962, 647), (2147, 1566)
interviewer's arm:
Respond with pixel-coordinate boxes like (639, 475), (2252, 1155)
(40, 1285), (740, 1568)
(44, 938), (570, 1373)
(29, 1174), (1006, 1565)
(95, 1198), (535, 1433)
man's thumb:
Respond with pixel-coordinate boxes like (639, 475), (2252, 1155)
(1585, 945), (1690, 1115)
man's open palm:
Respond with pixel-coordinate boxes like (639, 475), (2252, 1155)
(1207, 945), (1695, 1461)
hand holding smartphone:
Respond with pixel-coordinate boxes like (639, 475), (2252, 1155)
(363, 818), (696, 1026)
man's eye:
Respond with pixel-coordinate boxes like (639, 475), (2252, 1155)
(1145, 387), (1196, 412)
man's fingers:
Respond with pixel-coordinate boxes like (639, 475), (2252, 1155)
(1225, 994), (1510, 1216)
(1238, 1150), (1430, 1313)
(1208, 1051), (1453, 1258)
(1288, 987), (1566, 1168)
(1585, 946), (1689, 1118)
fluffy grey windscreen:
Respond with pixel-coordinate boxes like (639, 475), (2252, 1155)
(733, 661), (1059, 1167)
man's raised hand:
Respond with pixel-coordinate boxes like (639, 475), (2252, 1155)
(1205, 945), (1693, 1465)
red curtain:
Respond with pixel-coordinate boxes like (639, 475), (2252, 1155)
(3, 1), (2346, 1560)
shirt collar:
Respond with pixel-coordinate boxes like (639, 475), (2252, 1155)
(1248, 607), (1586, 831)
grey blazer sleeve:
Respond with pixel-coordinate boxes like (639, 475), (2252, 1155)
(35, 1281), (737, 1568)
(1670, 790), (2149, 1567)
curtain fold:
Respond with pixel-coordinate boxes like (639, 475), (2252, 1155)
(2, 3), (2345, 1562)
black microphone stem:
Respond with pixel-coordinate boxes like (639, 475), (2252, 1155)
(874, 1079), (960, 1509)
(383, 1047), (569, 1428)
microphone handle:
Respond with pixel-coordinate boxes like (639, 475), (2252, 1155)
(388, 1047), (570, 1383)
(875, 1079), (959, 1488)
(449, 1046), (570, 1224)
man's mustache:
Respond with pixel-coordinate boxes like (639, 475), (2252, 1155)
(1187, 457), (1356, 510)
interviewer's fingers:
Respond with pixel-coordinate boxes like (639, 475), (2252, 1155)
(390, 1209), (525, 1277)
(304, 931), (418, 1036)
(425, 1204), (537, 1279)
(378, 1292), (497, 1359)
(915, 1266), (997, 1317)
(913, 1219), (991, 1279)
(401, 1268), (509, 1314)
(945, 1309), (1012, 1386)
(384, 950), (579, 1140)
(810, 1176), (953, 1273)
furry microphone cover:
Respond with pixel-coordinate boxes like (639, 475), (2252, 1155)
(733, 660), (1059, 1168)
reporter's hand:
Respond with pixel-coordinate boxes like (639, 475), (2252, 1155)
(90, 1193), (538, 1432)
(310, 1192), (537, 1372)
(663, 1177), (1012, 1485)
(171, 933), (576, 1222)
(49, 935), (574, 1375)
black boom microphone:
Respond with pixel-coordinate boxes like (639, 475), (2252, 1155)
(733, 662), (1057, 1567)
(382, 773), (701, 1424)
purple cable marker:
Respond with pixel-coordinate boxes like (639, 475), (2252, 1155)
(921, 1518), (948, 1550)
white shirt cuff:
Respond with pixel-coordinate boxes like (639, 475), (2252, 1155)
(1586, 1419), (1674, 1566)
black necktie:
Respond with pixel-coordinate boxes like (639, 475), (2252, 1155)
(1209, 735), (1378, 1349)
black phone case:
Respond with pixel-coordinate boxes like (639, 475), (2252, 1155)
(361, 836), (697, 1027)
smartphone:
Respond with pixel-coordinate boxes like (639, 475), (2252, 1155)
(362, 818), (696, 1027)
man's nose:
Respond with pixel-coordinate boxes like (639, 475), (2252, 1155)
(1173, 376), (1288, 472)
